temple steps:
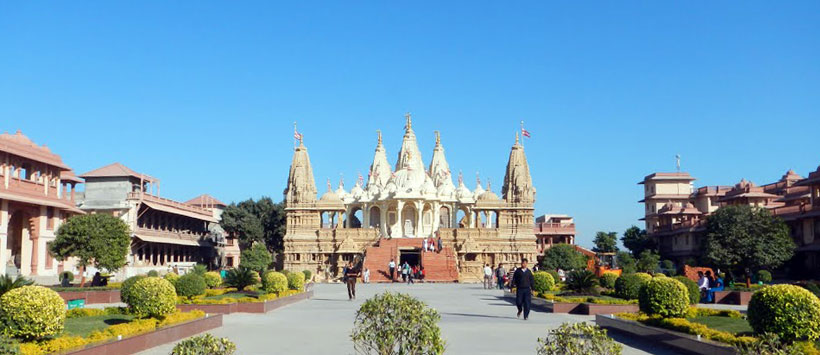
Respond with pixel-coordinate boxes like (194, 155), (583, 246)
(363, 238), (458, 283)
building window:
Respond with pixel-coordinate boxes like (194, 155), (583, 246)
(226, 256), (234, 267)
(46, 207), (54, 230)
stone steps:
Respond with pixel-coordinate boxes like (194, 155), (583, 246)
(363, 238), (458, 283)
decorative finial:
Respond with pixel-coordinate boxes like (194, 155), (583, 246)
(357, 172), (364, 186)
(327, 178), (332, 191)
(458, 170), (464, 185)
(487, 179), (491, 191)
(377, 130), (382, 145)
(339, 174), (344, 189)
(515, 131), (520, 144)
(405, 112), (412, 131)
(476, 172), (481, 187)
(435, 131), (441, 145)
(675, 154), (681, 172)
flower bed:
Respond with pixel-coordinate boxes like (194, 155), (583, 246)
(176, 289), (313, 314)
(596, 314), (738, 355)
(14, 309), (218, 355)
(503, 291), (639, 315)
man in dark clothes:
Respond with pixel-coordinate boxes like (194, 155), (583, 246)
(512, 258), (535, 320)
(345, 261), (360, 300)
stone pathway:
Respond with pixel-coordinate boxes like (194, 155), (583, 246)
(140, 283), (682, 355)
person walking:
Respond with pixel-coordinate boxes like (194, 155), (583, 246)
(363, 268), (370, 284)
(388, 259), (396, 282)
(513, 258), (535, 320)
(401, 261), (409, 283)
(422, 238), (428, 253)
(436, 235), (443, 252)
(495, 263), (506, 290)
(483, 264), (493, 289)
(345, 261), (360, 300)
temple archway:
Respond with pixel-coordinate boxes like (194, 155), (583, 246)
(7, 210), (31, 270)
(422, 203), (433, 236)
(439, 206), (451, 228)
(369, 206), (381, 228)
(401, 204), (416, 237)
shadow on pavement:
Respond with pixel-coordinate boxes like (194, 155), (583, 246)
(440, 312), (518, 320)
(606, 329), (684, 355)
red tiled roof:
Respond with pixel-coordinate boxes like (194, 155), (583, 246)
(0, 131), (70, 170)
(185, 194), (227, 208)
(60, 170), (84, 183)
(80, 162), (157, 182)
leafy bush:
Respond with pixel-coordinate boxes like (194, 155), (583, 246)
(673, 276), (700, 304)
(614, 273), (651, 300)
(351, 292), (445, 354)
(546, 270), (561, 283)
(147, 270), (159, 277)
(203, 272), (222, 288)
(0, 334), (18, 355)
(661, 260), (676, 275)
(540, 244), (589, 271)
(565, 270), (598, 293)
(120, 275), (146, 305)
(287, 271), (305, 291)
(0, 275), (34, 297)
(802, 281), (820, 299)
(756, 270), (772, 284)
(192, 264), (208, 276)
(747, 284), (820, 342)
(599, 272), (619, 289)
(126, 277), (177, 318)
(0, 286), (66, 340)
(537, 322), (622, 355)
(172, 333), (236, 355)
(302, 270), (312, 282)
(618, 312), (757, 347)
(638, 277), (689, 318)
(533, 272), (555, 293)
(175, 273), (207, 299)
(262, 271), (288, 294)
(164, 272), (180, 287)
(223, 267), (258, 291)
(239, 244), (272, 273)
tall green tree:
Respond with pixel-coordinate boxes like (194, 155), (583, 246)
(239, 243), (273, 273)
(221, 197), (286, 252)
(616, 251), (637, 274)
(592, 231), (619, 253)
(703, 205), (794, 288)
(621, 226), (655, 257)
(49, 214), (130, 286)
(540, 244), (589, 271)
(636, 250), (661, 273)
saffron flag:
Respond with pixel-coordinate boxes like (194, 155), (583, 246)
(294, 131), (303, 140)
(521, 128), (531, 138)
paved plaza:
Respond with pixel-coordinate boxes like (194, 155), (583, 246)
(141, 283), (681, 355)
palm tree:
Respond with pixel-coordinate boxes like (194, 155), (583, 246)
(0, 275), (34, 296)
(223, 267), (258, 292)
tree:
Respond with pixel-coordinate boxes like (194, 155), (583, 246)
(541, 245), (589, 271)
(239, 243), (272, 273)
(592, 232), (619, 253)
(221, 197), (286, 253)
(703, 205), (794, 288)
(351, 292), (445, 354)
(616, 251), (637, 274)
(636, 250), (660, 273)
(621, 226), (655, 257)
(49, 214), (130, 286)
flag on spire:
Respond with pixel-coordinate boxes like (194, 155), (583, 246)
(521, 128), (531, 138)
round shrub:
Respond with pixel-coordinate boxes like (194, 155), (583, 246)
(203, 272), (222, 288)
(164, 272), (180, 286)
(286, 271), (305, 291)
(171, 333), (236, 355)
(302, 270), (312, 282)
(748, 284), (820, 341)
(147, 270), (159, 277)
(599, 272), (618, 289)
(614, 273), (652, 300)
(175, 273), (207, 299)
(546, 270), (561, 283)
(638, 277), (689, 318)
(533, 271), (555, 293)
(653, 273), (667, 278)
(756, 270), (772, 284)
(351, 292), (444, 354)
(127, 277), (177, 318)
(262, 271), (288, 294)
(120, 275), (146, 305)
(0, 286), (66, 340)
(673, 276), (700, 304)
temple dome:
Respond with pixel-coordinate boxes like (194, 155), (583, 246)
(350, 183), (364, 199)
(320, 190), (342, 202)
(391, 166), (427, 193)
(477, 190), (500, 201)
(455, 182), (473, 200)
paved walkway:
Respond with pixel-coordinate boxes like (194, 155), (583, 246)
(141, 283), (681, 355)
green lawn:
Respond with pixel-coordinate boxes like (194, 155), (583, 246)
(64, 314), (134, 337)
(687, 316), (753, 335)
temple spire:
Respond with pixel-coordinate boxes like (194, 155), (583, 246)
(395, 113), (425, 172)
(367, 130), (392, 189)
(429, 130), (454, 189)
(405, 112), (412, 131)
(502, 134), (535, 204)
(284, 139), (317, 205)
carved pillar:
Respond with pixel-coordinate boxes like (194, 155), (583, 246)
(396, 201), (404, 238)
(415, 201), (422, 238)
(379, 204), (387, 237)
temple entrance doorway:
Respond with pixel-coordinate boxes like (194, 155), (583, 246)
(399, 248), (420, 268)
(7, 211), (30, 271)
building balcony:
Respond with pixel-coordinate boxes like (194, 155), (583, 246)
(2, 176), (77, 207)
(127, 191), (213, 216)
(534, 222), (576, 236)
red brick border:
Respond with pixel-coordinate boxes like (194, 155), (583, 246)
(504, 292), (638, 315)
(65, 314), (223, 355)
(58, 290), (121, 304)
(713, 290), (753, 305)
(176, 290), (313, 314)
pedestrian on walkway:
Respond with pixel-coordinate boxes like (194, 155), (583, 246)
(513, 258), (535, 320)
(345, 261), (360, 300)
(363, 268), (370, 283)
(428, 237), (435, 252)
(388, 259), (396, 282)
(401, 261), (409, 283)
(436, 234), (443, 252)
(422, 238), (428, 253)
(495, 263), (506, 290)
(483, 264), (493, 289)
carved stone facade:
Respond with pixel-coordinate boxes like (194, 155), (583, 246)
(281, 116), (538, 282)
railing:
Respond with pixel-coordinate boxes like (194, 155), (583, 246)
(127, 192), (213, 216)
(134, 226), (206, 241)
(534, 222), (576, 234)
(3, 177), (72, 204)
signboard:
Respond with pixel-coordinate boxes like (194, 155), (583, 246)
(67, 299), (85, 310)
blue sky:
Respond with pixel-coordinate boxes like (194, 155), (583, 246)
(2, 2), (819, 248)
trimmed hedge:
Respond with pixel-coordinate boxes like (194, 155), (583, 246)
(171, 333), (236, 355)
(175, 273), (207, 299)
(546, 270), (561, 284)
(614, 273), (652, 300)
(756, 270), (772, 284)
(262, 271), (288, 294)
(673, 276), (700, 305)
(533, 272), (555, 293)
(287, 272), (305, 291)
(302, 270), (312, 282)
(147, 270), (160, 277)
(0, 286), (66, 340)
(638, 277), (689, 318)
(203, 272), (222, 288)
(164, 272), (180, 287)
(748, 284), (820, 341)
(120, 275), (146, 305)
(599, 272), (619, 289)
(127, 277), (177, 318)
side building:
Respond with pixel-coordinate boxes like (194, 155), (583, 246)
(0, 131), (84, 278)
(533, 214), (576, 254)
(78, 163), (226, 277)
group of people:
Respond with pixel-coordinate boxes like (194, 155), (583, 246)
(697, 270), (725, 303)
(422, 235), (444, 253)
(483, 262), (542, 290)
(482, 259), (537, 320)
(387, 258), (426, 283)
